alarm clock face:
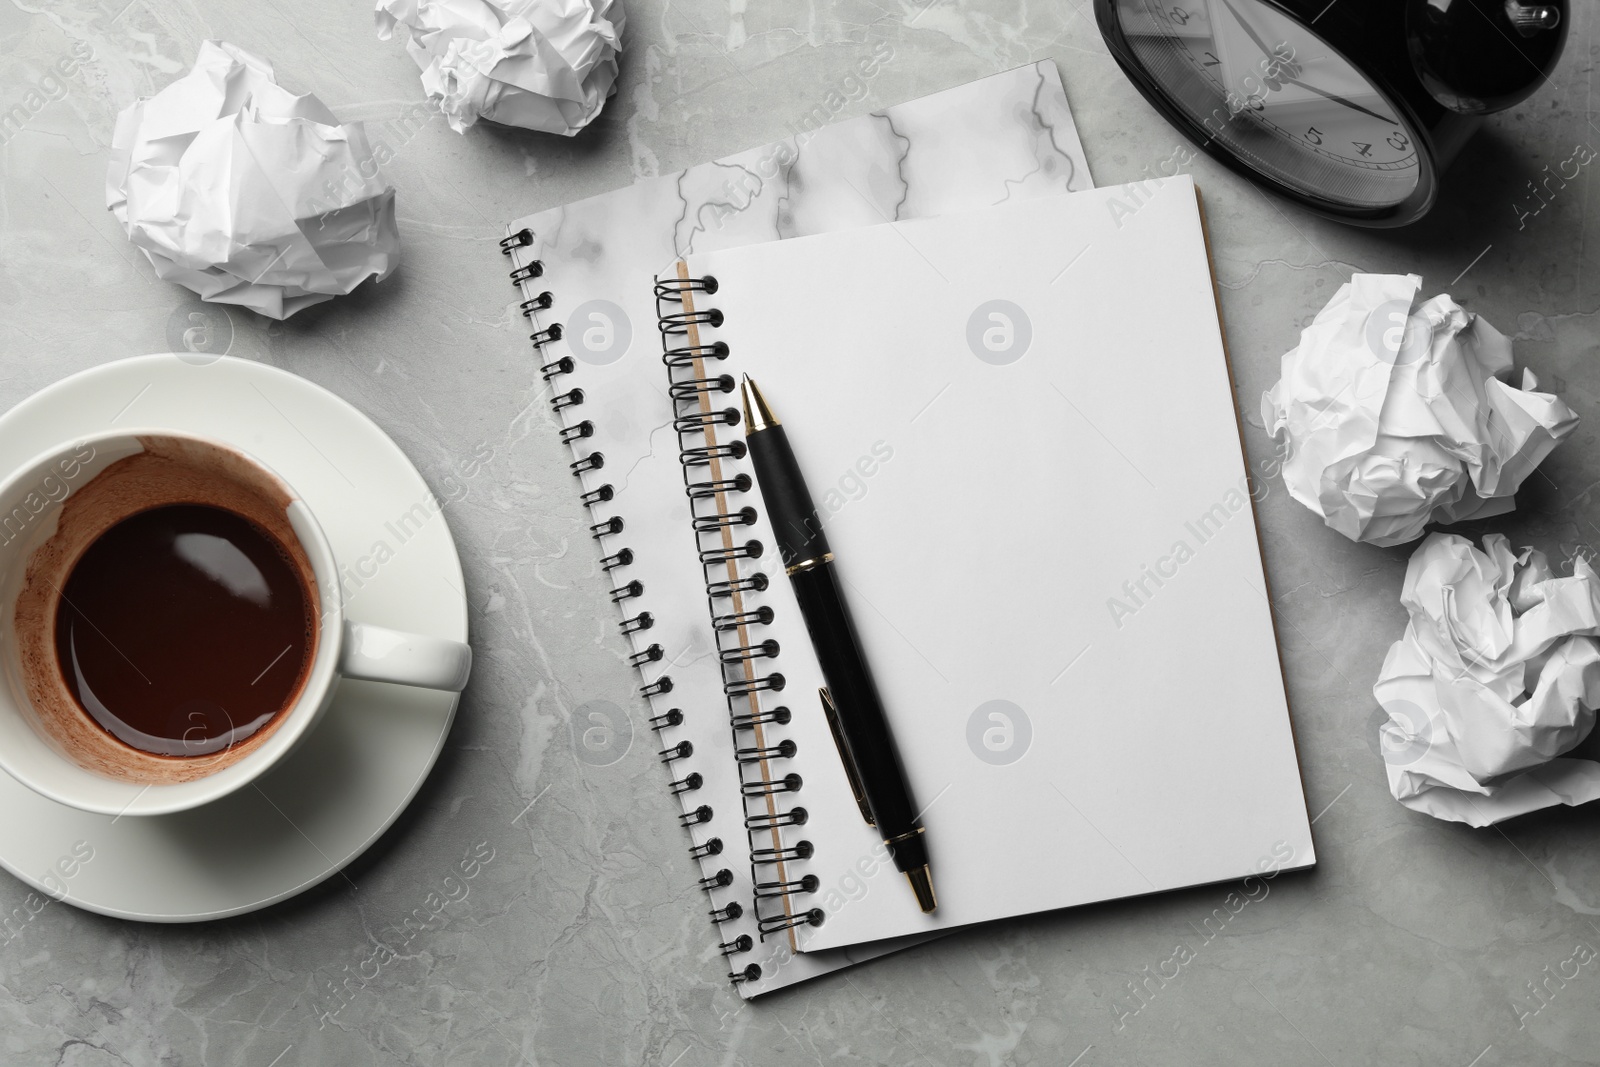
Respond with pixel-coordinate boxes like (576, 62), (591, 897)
(1112, 0), (1424, 210)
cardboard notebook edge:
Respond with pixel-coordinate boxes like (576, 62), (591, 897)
(1193, 184), (1319, 870)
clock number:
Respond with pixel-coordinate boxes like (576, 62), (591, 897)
(1304, 126), (1323, 145)
(1168, 5), (1190, 25)
(1386, 131), (1410, 150)
(1202, 50), (1220, 67)
(1224, 90), (1263, 116)
(1353, 141), (1373, 157)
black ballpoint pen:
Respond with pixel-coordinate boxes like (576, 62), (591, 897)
(739, 374), (936, 914)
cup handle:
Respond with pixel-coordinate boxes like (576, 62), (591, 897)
(338, 620), (472, 692)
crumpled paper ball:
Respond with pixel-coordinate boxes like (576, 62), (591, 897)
(107, 41), (400, 320)
(375, 0), (624, 136)
(1373, 532), (1600, 826)
(1261, 273), (1578, 547)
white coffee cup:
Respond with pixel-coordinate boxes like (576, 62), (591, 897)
(0, 428), (471, 817)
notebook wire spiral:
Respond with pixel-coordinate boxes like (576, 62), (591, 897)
(654, 264), (825, 965)
(505, 229), (817, 988)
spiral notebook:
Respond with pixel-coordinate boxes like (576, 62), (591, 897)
(500, 63), (1094, 995)
(663, 176), (1315, 956)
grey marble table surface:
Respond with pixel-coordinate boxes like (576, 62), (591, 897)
(1, 1), (1598, 1065)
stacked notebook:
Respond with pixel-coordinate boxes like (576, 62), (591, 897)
(500, 63), (1314, 997)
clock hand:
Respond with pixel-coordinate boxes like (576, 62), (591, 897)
(1277, 75), (1399, 125)
(1213, 0), (1296, 75)
(1210, 0), (1399, 125)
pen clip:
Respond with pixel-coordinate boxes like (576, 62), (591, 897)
(819, 687), (875, 828)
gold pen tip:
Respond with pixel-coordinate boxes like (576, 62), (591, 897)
(905, 865), (937, 913)
(741, 375), (779, 431)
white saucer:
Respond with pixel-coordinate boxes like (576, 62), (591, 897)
(0, 355), (465, 921)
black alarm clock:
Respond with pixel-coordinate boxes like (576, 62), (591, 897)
(1096, 0), (1568, 226)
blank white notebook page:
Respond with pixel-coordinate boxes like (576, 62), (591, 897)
(680, 176), (1315, 952)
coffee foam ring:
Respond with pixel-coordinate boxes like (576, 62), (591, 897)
(13, 435), (320, 785)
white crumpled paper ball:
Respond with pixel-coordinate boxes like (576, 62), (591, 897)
(1373, 533), (1600, 826)
(1261, 273), (1578, 547)
(107, 41), (400, 320)
(375, 0), (624, 136)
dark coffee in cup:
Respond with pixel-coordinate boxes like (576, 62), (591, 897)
(14, 435), (322, 784)
(54, 502), (314, 757)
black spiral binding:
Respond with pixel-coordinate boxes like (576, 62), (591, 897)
(655, 267), (822, 982)
(506, 228), (752, 985)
